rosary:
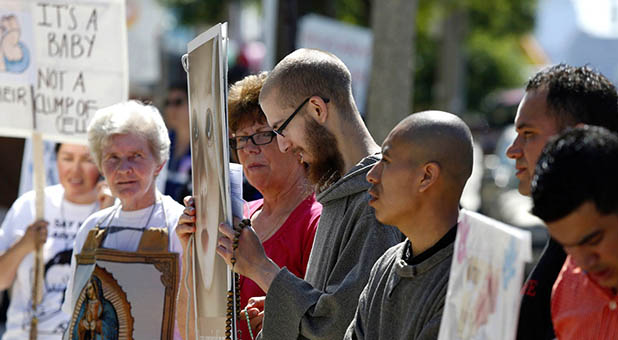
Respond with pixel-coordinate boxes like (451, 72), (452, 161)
(226, 219), (252, 340)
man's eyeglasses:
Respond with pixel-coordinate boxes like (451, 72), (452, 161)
(274, 96), (330, 137)
(230, 131), (277, 150)
(164, 98), (186, 108)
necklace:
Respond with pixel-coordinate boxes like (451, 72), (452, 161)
(107, 199), (157, 229)
(95, 193), (161, 238)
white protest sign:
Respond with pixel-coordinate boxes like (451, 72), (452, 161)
(297, 14), (372, 115)
(0, 0), (35, 137)
(438, 210), (532, 340)
(0, 0), (128, 143)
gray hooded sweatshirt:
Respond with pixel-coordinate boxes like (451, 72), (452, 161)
(259, 155), (404, 340)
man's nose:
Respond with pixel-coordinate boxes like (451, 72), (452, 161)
(276, 135), (291, 153)
(506, 135), (522, 160)
(366, 162), (382, 184)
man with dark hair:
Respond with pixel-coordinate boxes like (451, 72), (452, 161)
(216, 48), (403, 340)
(531, 126), (618, 340)
(344, 111), (473, 340)
(506, 63), (618, 339)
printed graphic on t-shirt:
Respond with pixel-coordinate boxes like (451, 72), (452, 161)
(18, 217), (85, 335)
(50, 217), (81, 245)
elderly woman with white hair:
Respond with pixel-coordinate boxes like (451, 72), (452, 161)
(61, 101), (184, 338)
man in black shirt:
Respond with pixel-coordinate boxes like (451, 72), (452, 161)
(506, 64), (618, 340)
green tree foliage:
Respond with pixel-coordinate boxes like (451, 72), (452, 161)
(414, 0), (536, 113)
(331, 0), (536, 114)
(334, 0), (371, 26)
(160, 0), (536, 116)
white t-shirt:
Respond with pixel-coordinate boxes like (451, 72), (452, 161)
(0, 184), (98, 340)
(61, 192), (183, 316)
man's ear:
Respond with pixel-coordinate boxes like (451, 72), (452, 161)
(309, 96), (329, 124)
(419, 162), (440, 192)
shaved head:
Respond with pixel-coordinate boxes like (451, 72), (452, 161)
(367, 110), (473, 237)
(390, 110), (473, 193)
(259, 48), (357, 118)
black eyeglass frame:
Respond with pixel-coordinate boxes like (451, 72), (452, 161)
(274, 96), (330, 137)
(229, 130), (277, 150)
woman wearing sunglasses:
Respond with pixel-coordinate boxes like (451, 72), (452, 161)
(176, 72), (321, 340)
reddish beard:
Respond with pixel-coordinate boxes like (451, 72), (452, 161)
(304, 118), (345, 192)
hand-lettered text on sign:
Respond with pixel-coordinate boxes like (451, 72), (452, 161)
(36, 3), (98, 59)
(0, 0), (127, 142)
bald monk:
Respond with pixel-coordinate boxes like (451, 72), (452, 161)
(344, 111), (474, 340)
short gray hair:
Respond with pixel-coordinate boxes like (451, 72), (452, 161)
(87, 100), (171, 169)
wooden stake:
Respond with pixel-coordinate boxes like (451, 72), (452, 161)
(30, 132), (45, 340)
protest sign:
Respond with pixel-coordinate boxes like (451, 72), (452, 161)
(438, 210), (532, 340)
(0, 0), (35, 136)
(0, 0), (128, 143)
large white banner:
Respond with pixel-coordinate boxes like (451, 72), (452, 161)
(438, 210), (532, 340)
(0, 0), (128, 143)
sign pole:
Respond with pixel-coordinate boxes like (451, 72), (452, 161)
(29, 131), (46, 340)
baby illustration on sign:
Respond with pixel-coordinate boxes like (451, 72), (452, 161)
(0, 14), (30, 73)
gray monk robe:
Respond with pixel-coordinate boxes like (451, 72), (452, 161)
(259, 155), (404, 340)
(344, 226), (457, 340)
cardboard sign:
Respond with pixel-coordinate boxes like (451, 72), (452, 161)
(0, 0), (128, 143)
(438, 210), (532, 340)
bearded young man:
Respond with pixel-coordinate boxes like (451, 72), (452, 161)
(213, 49), (404, 340)
(505, 64), (618, 340)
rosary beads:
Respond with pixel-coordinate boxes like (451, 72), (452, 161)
(226, 219), (251, 340)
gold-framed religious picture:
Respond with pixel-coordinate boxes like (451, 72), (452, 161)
(68, 246), (179, 340)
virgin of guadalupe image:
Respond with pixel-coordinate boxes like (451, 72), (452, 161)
(72, 276), (119, 340)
